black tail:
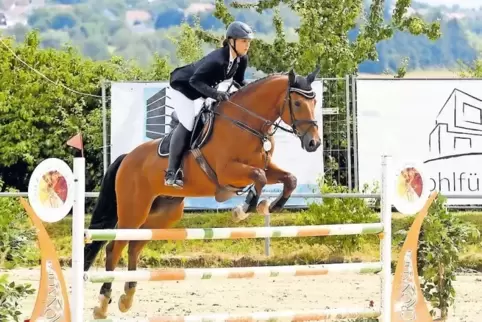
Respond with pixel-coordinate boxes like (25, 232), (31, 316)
(83, 153), (127, 271)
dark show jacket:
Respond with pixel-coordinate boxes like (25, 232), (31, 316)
(169, 45), (248, 100)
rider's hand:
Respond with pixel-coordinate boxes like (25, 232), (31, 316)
(216, 91), (230, 101)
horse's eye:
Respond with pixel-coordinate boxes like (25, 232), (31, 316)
(294, 101), (301, 107)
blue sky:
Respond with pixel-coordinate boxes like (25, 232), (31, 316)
(419, 0), (482, 7)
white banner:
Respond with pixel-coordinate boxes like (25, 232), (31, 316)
(356, 79), (482, 205)
(110, 80), (324, 209)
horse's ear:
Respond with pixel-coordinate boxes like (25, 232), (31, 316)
(307, 65), (321, 84)
(288, 68), (296, 85)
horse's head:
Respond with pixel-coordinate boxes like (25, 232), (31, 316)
(279, 66), (322, 152)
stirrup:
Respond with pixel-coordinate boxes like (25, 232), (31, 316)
(164, 169), (184, 189)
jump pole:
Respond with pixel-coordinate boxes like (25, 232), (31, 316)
(380, 154), (391, 321)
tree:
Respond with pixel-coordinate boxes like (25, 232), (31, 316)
(191, 0), (441, 76)
(458, 58), (482, 77)
(0, 31), (172, 193)
(168, 17), (204, 66)
(182, 0), (441, 187)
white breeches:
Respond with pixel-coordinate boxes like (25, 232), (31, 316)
(169, 88), (206, 131)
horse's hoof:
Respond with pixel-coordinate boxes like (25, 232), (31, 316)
(257, 199), (271, 216)
(232, 205), (250, 222)
(93, 306), (107, 319)
(118, 294), (133, 313)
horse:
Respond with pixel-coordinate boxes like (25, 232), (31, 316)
(83, 66), (322, 319)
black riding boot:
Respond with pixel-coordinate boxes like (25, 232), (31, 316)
(164, 123), (191, 188)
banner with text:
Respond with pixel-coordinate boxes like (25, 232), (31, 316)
(356, 78), (482, 205)
(110, 80), (324, 209)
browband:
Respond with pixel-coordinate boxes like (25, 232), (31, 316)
(290, 87), (316, 99)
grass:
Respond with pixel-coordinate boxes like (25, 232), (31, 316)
(29, 208), (482, 272)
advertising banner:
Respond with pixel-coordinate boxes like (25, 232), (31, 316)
(110, 80), (324, 209)
(356, 78), (482, 205)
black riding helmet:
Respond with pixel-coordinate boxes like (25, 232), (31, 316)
(225, 21), (254, 56)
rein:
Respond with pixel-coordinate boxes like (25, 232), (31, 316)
(212, 79), (318, 150)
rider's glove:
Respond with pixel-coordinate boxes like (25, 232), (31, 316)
(216, 91), (230, 101)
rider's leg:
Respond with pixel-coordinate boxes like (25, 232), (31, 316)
(164, 89), (195, 188)
(165, 123), (191, 188)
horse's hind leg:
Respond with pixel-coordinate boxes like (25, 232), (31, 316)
(118, 196), (185, 313)
(93, 193), (153, 319)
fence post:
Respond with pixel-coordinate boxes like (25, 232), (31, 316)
(380, 155), (392, 322)
(72, 157), (86, 322)
(264, 214), (271, 256)
(345, 75), (352, 189)
(102, 80), (108, 174)
(351, 75), (358, 189)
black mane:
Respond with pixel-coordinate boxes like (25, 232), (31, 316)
(233, 71), (314, 96)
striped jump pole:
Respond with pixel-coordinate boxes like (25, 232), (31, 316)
(84, 222), (383, 242)
(88, 307), (381, 321)
(84, 262), (383, 283)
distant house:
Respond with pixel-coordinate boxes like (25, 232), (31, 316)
(184, 3), (214, 15)
(125, 10), (151, 26)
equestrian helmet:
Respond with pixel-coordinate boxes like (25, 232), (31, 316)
(226, 21), (254, 40)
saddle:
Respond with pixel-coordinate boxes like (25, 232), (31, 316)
(157, 100), (244, 201)
(157, 101), (215, 157)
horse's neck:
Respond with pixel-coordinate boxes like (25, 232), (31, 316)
(227, 76), (287, 132)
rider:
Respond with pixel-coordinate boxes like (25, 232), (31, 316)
(164, 21), (254, 188)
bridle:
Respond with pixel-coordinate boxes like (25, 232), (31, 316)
(281, 85), (318, 144)
(211, 78), (318, 170)
(213, 79), (318, 144)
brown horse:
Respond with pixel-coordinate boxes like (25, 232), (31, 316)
(83, 66), (322, 319)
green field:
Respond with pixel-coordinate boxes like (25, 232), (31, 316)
(2, 190), (481, 272)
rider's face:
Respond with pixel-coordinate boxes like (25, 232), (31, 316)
(231, 38), (251, 56)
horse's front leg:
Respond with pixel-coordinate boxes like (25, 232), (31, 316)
(217, 161), (267, 222)
(262, 161), (297, 213)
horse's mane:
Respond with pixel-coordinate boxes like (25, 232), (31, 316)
(232, 72), (287, 97)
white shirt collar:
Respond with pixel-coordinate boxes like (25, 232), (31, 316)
(229, 48), (235, 63)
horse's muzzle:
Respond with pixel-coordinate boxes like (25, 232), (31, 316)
(302, 134), (322, 152)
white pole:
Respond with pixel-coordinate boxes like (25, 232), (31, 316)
(380, 155), (392, 322)
(72, 157), (85, 322)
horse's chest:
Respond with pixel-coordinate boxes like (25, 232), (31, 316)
(237, 144), (272, 168)
(220, 134), (273, 168)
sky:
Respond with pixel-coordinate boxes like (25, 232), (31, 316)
(418, 0), (482, 8)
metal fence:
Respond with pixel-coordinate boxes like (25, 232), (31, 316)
(95, 76), (482, 209)
(4, 75), (482, 209)
(99, 77), (358, 188)
(320, 76), (354, 189)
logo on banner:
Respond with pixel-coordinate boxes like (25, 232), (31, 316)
(28, 158), (74, 223)
(425, 88), (482, 195)
(145, 85), (172, 140)
(393, 162), (430, 215)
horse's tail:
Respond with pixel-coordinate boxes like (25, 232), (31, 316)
(83, 153), (127, 271)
